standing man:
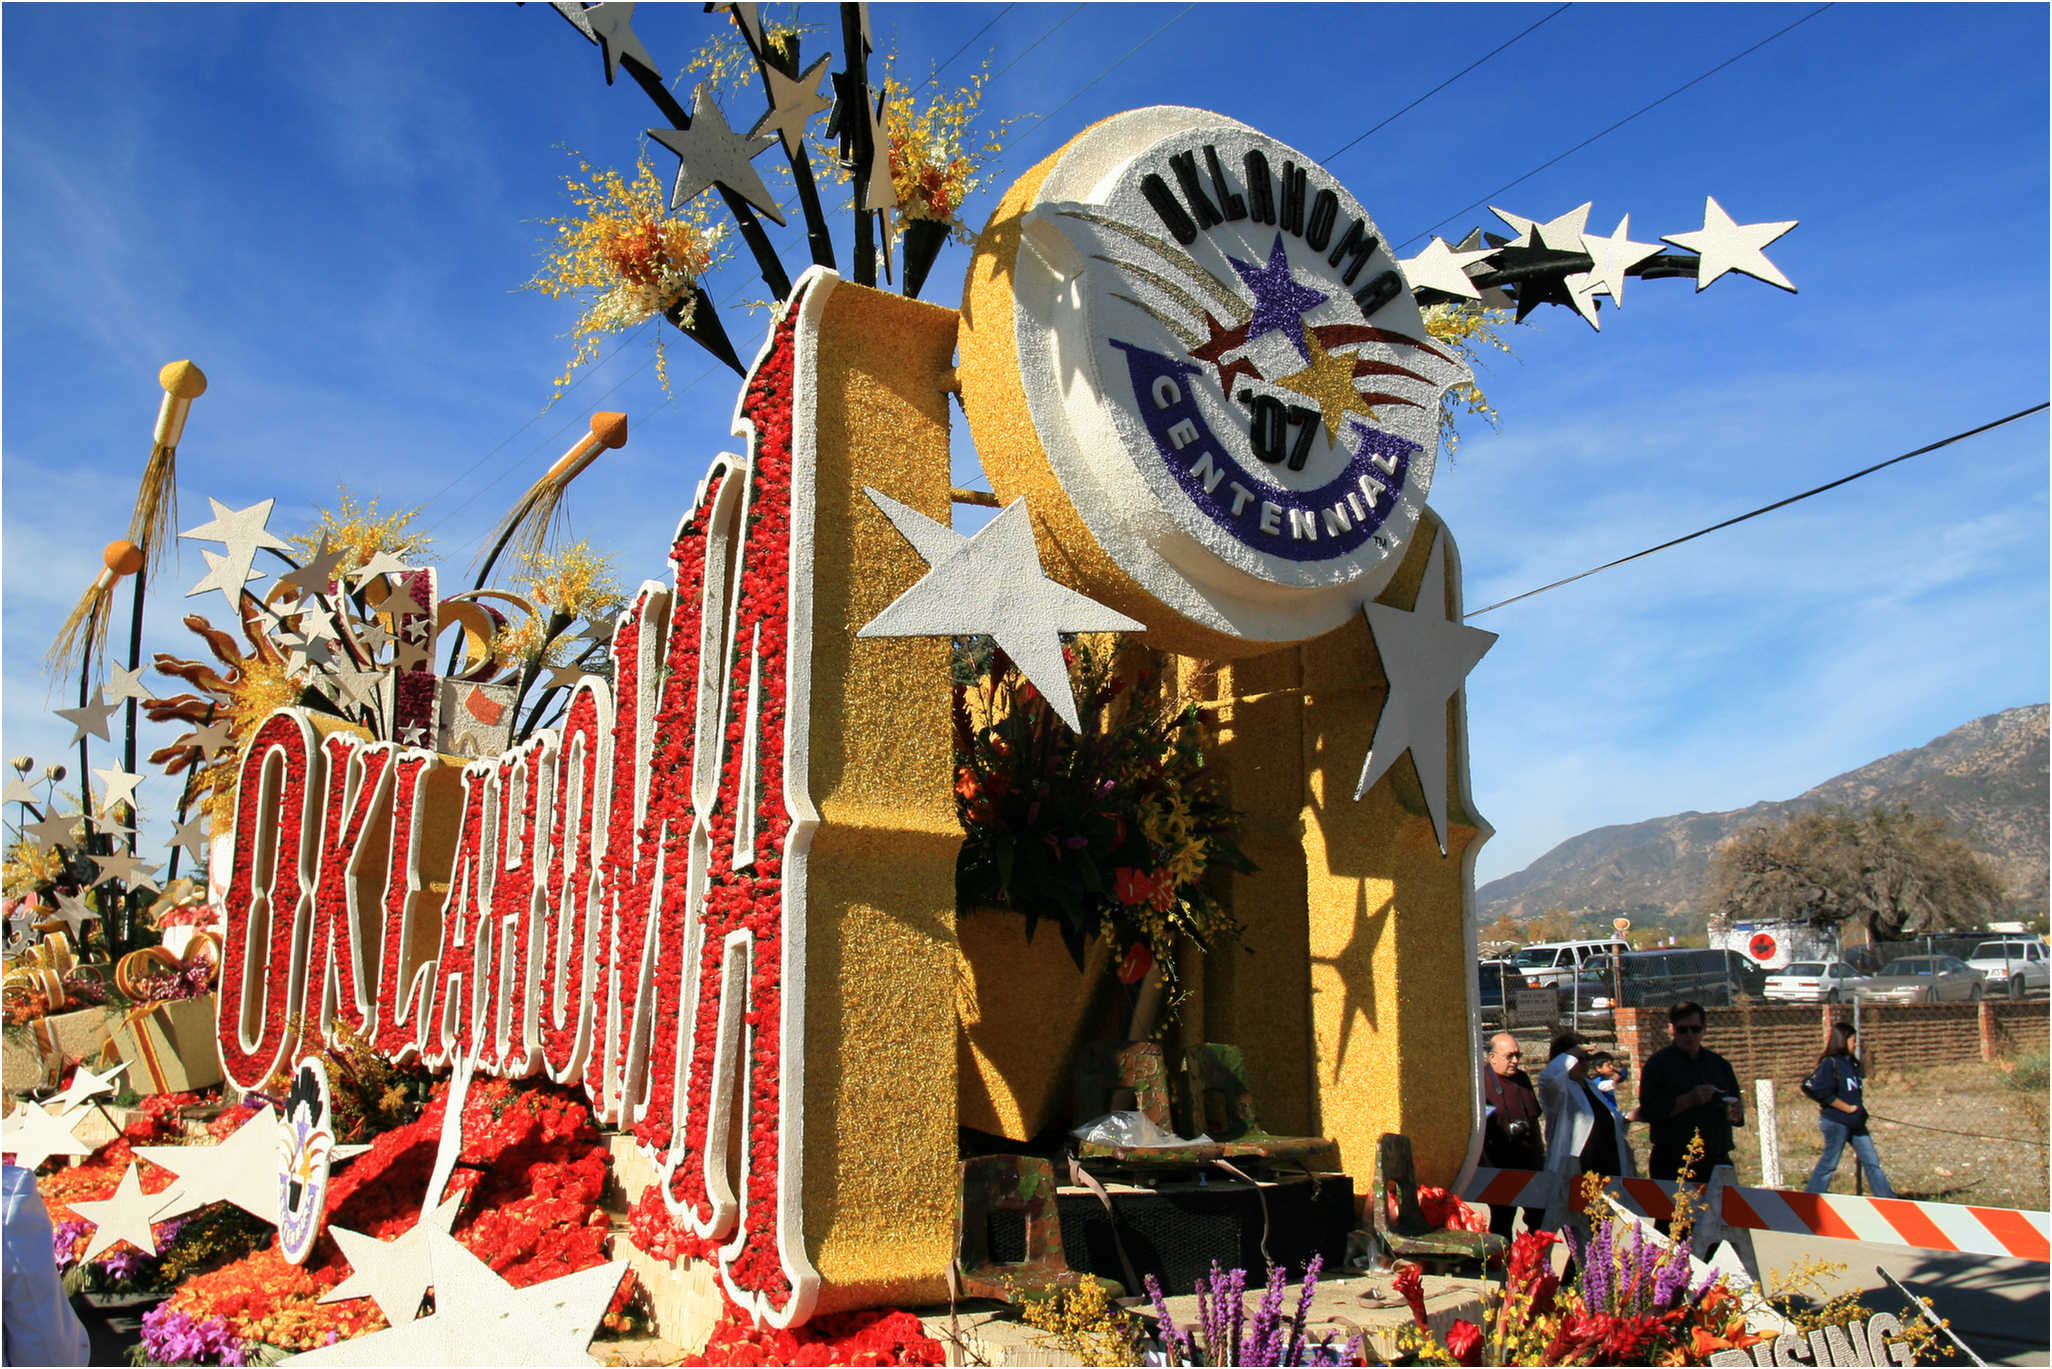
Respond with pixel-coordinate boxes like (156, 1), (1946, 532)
(1478, 1032), (1545, 1240)
(1638, 1001), (1743, 1183)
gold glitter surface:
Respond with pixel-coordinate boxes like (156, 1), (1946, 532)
(799, 278), (963, 1313)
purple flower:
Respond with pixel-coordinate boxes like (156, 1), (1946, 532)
(141, 1306), (251, 1367)
(51, 1219), (88, 1270)
(1144, 1273), (1193, 1364)
(1283, 1254), (1323, 1365)
(1653, 1249), (1691, 1308)
(1246, 1262), (1286, 1365)
(1583, 1221), (1613, 1312)
(98, 1245), (150, 1282)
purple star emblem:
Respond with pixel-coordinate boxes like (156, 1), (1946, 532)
(1227, 234), (1329, 355)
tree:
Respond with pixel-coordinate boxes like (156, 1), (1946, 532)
(1703, 805), (2006, 945)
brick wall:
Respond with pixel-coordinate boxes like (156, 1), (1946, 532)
(1613, 1000), (2048, 1089)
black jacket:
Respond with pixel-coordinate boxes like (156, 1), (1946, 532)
(1805, 1054), (1869, 1133)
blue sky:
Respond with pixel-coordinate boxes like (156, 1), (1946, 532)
(4, 3), (2046, 890)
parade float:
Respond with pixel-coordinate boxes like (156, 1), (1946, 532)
(1, 5), (1852, 1364)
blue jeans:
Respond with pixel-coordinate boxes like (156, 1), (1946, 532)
(1806, 1116), (1895, 1197)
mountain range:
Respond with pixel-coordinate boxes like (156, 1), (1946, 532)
(1476, 705), (2050, 924)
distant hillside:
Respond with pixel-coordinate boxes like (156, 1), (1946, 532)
(1477, 706), (2049, 925)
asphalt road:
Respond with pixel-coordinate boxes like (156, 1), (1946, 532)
(1749, 1230), (2050, 1366)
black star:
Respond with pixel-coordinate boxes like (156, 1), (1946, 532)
(1471, 225), (1594, 323)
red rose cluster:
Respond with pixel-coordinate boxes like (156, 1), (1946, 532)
(698, 1304), (946, 1366)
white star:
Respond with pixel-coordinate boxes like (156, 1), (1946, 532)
(73, 1162), (164, 1261)
(1397, 236), (1496, 301)
(89, 850), (160, 893)
(42, 890), (101, 942)
(857, 491), (1143, 731)
(1574, 212), (1664, 307)
(188, 717), (236, 757)
(319, 1194), (465, 1326)
(1663, 196), (1797, 292)
(49, 1061), (127, 1112)
(1488, 206), (1541, 248)
(24, 807), (84, 851)
(543, 662), (593, 692)
(181, 498), (291, 612)
(650, 86), (785, 226)
(288, 1230), (626, 1366)
(281, 533), (350, 600)
(1, 1100), (95, 1171)
(170, 814), (212, 866)
(93, 765), (145, 815)
(134, 1105), (283, 1225)
(103, 663), (155, 706)
(186, 546), (267, 612)
(351, 550), (413, 590)
(582, 1), (653, 86)
(750, 54), (834, 159)
(2, 776), (39, 807)
(1353, 536), (1497, 855)
(54, 687), (120, 745)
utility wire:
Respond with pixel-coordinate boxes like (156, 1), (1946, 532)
(1402, 3), (1833, 250)
(916, 4), (1014, 90)
(1323, 4), (1572, 165)
(1007, 6), (1195, 146)
(985, 5), (1085, 86)
(1465, 403), (2050, 619)
(1864, 1111), (2048, 1148)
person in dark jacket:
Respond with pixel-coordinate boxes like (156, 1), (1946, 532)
(1803, 1022), (1896, 1197)
(1479, 1032), (1545, 1240)
(1638, 1001), (1743, 1182)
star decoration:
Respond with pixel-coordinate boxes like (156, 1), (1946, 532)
(325, 664), (382, 710)
(582, 2), (654, 85)
(135, 1105), (283, 1225)
(1663, 196), (1797, 292)
(712, 1), (764, 52)
(289, 1230), (626, 1366)
(319, 1193), (466, 1326)
(1574, 212), (1664, 307)
(857, 491), (1143, 731)
(1353, 536), (1496, 855)
(1272, 329), (1381, 446)
(3, 776), (41, 807)
(1397, 236), (1495, 301)
(24, 807), (86, 851)
(1, 1101), (94, 1171)
(649, 85), (785, 226)
(1227, 235), (1329, 353)
(393, 639), (431, 673)
(41, 890), (101, 942)
(89, 850), (160, 893)
(353, 620), (395, 653)
(188, 717), (236, 757)
(547, 0), (596, 41)
(544, 662), (594, 692)
(1488, 206), (1540, 247)
(351, 550), (412, 589)
(1483, 223), (1594, 324)
(181, 498), (291, 614)
(103, 663), (154, 706)
(73, 1162), (164, 1261)
(574, 617), (616, 646)
(187, 547), (268, 610)
(49, 1061), (127, 1112)
(1189, 313), (1258, 397)
(750, 54), (834, 159)
(375, 582), (427, 619)
(93, 765), (145, 815)
(281, 534), (349, 600)
(170, 814), (213, 866)
(55, 687), (120, 745)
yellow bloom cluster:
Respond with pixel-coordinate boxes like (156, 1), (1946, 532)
(528, 155), (730, 396)
(290, 487), (431, 585)
(1423, 300), (1516, 453)
(1016, 1278), (1142, 1367)
(2, 840), (64, 898)
(814, 57), (1006, 237)
(199, 652), (301, 830)
(490, 541), (624, 667)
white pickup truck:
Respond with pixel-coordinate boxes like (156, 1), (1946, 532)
(1964, 939), (2050, 999)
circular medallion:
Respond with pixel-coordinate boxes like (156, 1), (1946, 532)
(276, 1055), (334, 1264)
(1748, 932), (1777, 963)
(961, 108), (1469, 653)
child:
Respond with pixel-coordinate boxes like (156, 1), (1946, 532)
(1587, 1051), (1624, 1114)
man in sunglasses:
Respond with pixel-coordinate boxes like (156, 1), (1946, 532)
(1479, 1032), (1545, 1239)
(1638, 1001), (1743, 1183)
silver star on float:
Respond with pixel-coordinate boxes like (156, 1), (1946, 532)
(548, 0), (596, 41)
(1353, 536), (1497, 855)
(2, 776), (39, 807)
(1488, 206), (1540, 248)
(582, 2), (654, 85)
(92, 765), (145, 815)
(48, 1060), (127, 1112)
(281, 533), (350, 600)
(41, 890), (101, 942)
(750, 54), (834, 159)
(181, 498), (291, 614)
(544, 662), (594, 692)
(319, 1193), (466, 1327)
(0, 1101), (95, 1171)
(288, 1229), (626, 1366)
(25, 807), (86, 851)
(135, 1105), (284, 1225)
(188, 718), (236, 757)
(857, 490), (1143, 731)
(862, 89), (897, 266)
(55, 687), (120, 745)
(1397, 236), (1496, 300)
(649, 85), (785, 225)
(187, 548), (268, 610)
(89, 850), (160, 893)
(103, 663), (154, 706)
(73, 1162), (164, 1261)
(170, 814), (213, 866)
(351, 550), (412, 590)
(1574, 212), (1664, 307)
(1662, 196), (1797, 292)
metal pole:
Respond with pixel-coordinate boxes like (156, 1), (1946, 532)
(1876, 1267), (1987, 1367)
(1754, 1079), (1781, 1188)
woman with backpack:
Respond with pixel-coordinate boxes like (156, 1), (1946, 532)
(1802, 1021), (1896, 1197)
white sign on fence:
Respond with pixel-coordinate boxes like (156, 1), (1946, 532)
(1512, 988), (1558, 1027)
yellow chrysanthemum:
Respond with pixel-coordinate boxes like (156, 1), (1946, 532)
(290, 487), (431, 583)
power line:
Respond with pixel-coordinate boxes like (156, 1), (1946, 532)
(1323, 4), (1573, 165)
(985, 5), (1086, 87)
(1007, 5), (1195, 146)
(1464, 402), (2050, 619)
(916, 4), (1015, 90)
(1401, 3), (1833, 251)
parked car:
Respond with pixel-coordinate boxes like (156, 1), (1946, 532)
(1583, 948), (1752, 1010)
(1507, 939), (1628, 989)
(1762, 960), (1866, 1004)
(1479, 961), (1611, 1028)
(1964, 940), (2051, 999)
(1854, 956), (1984, 1003)
(1477, 960), (1516, 1026)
